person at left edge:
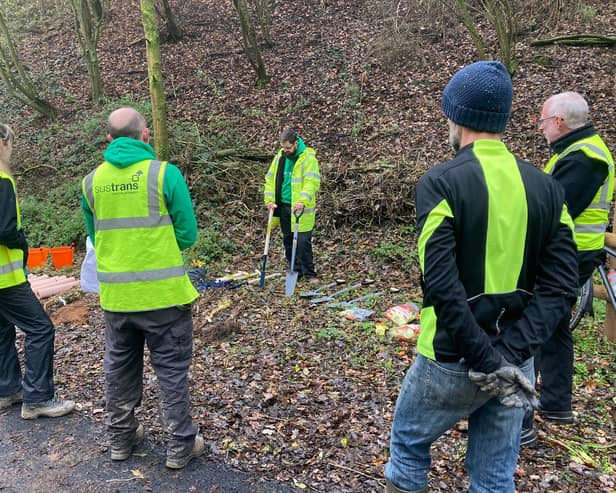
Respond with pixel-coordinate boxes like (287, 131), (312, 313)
(0, 123), (75, 419)
(81, 107), (203, 469)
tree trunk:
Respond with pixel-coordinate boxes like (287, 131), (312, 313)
(454, 0), (486, 59)
(481, 0), (517, 75)
(159, 0), (183, 42)
(0, 11), (58, 119)
(69, 0), (106, 102)
(141, 0), (170, 160)
(250, 0), (274, 47)
(233, 0), (269, 87)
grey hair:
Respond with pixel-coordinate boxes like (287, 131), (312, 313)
(0, 123), (15, 143)
(107, 108), (147, 140)
(279, 127), (299, 144)
(546, 92), (589, 129)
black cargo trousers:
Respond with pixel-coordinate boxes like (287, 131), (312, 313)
(0, 281), (55, 403)
(278, 204), (317, 279)
(103, 305), (198, 459)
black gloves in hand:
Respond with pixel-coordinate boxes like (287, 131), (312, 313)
(468, 360), (539, 412)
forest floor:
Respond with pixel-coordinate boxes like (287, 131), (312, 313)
(2, 0), (616, 492)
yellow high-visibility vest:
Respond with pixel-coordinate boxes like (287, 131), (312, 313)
(83, 159), (198, 312)
(545, 134), (614, 251)
(0, 172), (26, 289)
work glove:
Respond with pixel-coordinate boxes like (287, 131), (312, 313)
(469, 359), (539, 412)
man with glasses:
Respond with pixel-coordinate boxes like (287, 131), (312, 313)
(264, 128), (321, 284)
(522, 91), (615, 446)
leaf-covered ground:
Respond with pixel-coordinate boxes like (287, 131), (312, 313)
(5, 0), (616, 491)
(33, 224), (616, 493)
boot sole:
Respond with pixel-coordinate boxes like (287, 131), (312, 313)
(165, 454), (201, 469)
(21, 405), (75, 420)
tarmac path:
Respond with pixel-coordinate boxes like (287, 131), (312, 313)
(0, 404), (296, 493)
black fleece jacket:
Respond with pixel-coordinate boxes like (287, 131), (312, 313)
(0, 177), (28, 256)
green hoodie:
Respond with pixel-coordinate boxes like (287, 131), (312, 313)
(280, 137), (306, 204)
(81, 137), (197, 250)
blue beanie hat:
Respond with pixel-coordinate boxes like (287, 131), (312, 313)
(441, 61), (512, 133)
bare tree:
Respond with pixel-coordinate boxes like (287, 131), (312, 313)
(141, 0), (170, 159)
(249, 0), (275, 47)
(157, 0), (184, 42)
(69, 0), (108, 102)
(233, 0), (269, 87)
(0, 10), (58, 119)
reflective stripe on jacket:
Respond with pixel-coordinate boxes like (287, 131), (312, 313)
(545, 134), (614, 251)
(264, 147), (321, 232)
(82, 159), (198, 312)
(0, 172), (26, 289)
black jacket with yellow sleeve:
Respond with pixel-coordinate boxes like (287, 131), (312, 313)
(415, 139), (578, 374)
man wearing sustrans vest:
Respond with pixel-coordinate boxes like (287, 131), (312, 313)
(81, 108), (203, 469)
(0, 123), (75, 420)
(521, 92), (614, 446)
(384, 62), (579, 493)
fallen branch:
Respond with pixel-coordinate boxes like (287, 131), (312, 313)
(327, 461), (382, 482)
(15, 164), (57, 176)
(531, 34), (616, 47)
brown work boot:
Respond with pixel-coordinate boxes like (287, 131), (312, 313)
(21, 396), (75, 419)
(166, 434), (205, 469)
(110, 424), (145, 461)
(0, 391), (23, 409)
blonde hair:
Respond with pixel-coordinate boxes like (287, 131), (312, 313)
(0, 123), (15, 175)
(0, 123), (15, 143)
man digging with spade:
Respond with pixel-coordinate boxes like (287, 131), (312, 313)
(264, 128), (321, 284)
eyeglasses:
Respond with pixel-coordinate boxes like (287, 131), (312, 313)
(537, 115), (557, 128)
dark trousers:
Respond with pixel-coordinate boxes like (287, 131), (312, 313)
(0, 282), (55, 403)
(103, 306), (197, 456)
(279, 204), (316, 279)
(523, 256), (597, 428)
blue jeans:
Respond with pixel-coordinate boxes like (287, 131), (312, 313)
(385, 354), (534, 493)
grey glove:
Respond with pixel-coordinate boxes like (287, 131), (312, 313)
(469, 361), (539, 412)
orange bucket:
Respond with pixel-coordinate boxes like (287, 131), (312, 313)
(27, 247), (49, 269)
(50, 246), (74, 269)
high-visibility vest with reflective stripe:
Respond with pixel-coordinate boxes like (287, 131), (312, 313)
(263, 147), (320, 232)
(83, 159), (198, 312)
(545, 134), (614, 251)
(0, 173), (26, 289)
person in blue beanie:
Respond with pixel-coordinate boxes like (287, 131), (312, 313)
(384, 61), (578, 493)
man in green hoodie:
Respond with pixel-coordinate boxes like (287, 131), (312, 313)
(81, 107), (203, 469)
(264, 128), (321, 282)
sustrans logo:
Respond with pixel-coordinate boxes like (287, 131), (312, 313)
(95, 170), (143, 193)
